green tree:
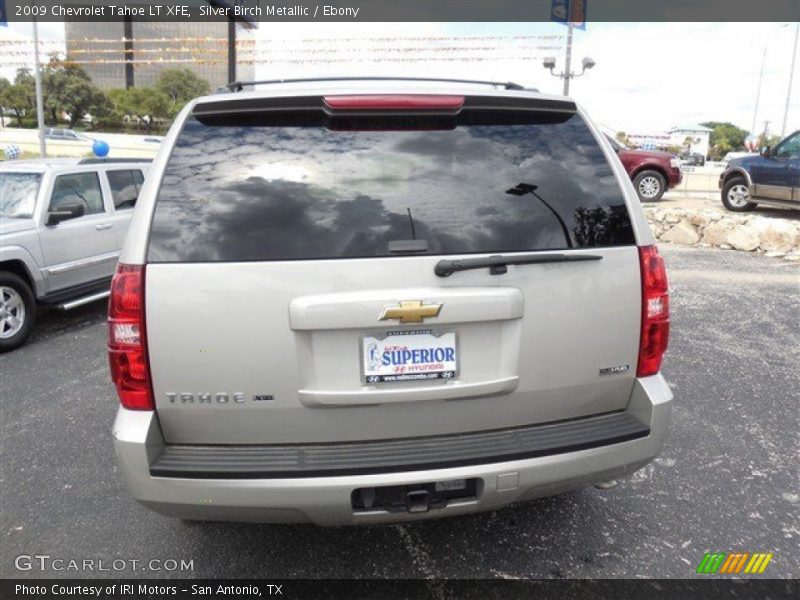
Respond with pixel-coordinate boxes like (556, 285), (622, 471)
(142, 91), (172, 125)
(155, 68), (210, 113)
(0, 70), (35, 125)
(757, 132), (782, 150)
(615, 131), (631, 146)
(43, 57), (111, 128)
(108, 86), (172, 132)
(700, 122), (749, 160)
(682, 136), (700, 156)
(0, 78), (12, 124)
(107, 88), (134, 117)
(13, 68), (35, 95)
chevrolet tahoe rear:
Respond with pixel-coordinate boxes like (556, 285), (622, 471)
(110, 78), (672, 525)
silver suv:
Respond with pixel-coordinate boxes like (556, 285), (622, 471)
(0, 158), (149, 351)
(110, 78), (672, 525)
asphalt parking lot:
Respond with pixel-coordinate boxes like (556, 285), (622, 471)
(1, 245), (798, 580)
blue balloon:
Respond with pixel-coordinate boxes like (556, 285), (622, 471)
(92, 140), (110, 157)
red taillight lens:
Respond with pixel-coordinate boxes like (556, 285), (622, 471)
(323, 95), (465, 111)
(637, 246), (670, 377)
(108, 264), (153, 410)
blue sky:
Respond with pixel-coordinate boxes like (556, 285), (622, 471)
(2, 21), (798, 136)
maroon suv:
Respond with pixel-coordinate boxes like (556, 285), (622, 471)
(606, 135), (682, 202)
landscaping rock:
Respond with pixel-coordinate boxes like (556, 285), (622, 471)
(726, 224), (760, 251)
(661, 222), (700, 245)
(648, 222), (665, 238)
(643, 203), (798, 261)
(701, 220), (736, 246)
(687, 212), (711, 228)
(753, 219), (799, 254)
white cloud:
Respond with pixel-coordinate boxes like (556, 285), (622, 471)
(572, 22), (799, 136)
(249, 21), (799, 136)
(0, 21), (65, 79)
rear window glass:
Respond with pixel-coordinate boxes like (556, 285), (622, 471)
(107, 169), (144, 210)
(148, 109), (634, 262)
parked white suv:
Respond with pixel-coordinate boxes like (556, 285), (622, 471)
(110, 78), (672, 525)
(0, 158), (149, 351)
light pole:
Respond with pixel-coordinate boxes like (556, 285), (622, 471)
(781, 22), (799, 137)
(32, 16), (47, 157)
(563, 24), (574, 96)
(542, 28), (595, 97)
(751, 23), (788, 135)
(751, 47), (767, 135)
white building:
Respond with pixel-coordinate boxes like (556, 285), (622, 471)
(626, 132), (671, 151)
(667, 124), (712, 158)
(623, 124), (712, 157)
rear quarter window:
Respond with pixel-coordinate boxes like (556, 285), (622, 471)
(107, 169), (145, 210)
(148, 104), (634, 262)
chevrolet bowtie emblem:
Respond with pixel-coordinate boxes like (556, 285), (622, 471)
(379, 300), (443, 323)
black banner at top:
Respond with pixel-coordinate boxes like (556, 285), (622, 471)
(4, 0), (800, 23)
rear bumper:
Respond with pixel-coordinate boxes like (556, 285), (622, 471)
(112, 375), (672, 525)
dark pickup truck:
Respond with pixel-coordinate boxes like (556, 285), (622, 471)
(719, 130), (800, 212)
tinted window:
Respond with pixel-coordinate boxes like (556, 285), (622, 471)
(148, 112), (633, 262)
(107, 169), (144, 209)
(49, 172), (104, 215)
(774, 133), (800, 159)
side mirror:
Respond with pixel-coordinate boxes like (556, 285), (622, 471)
(760, 146), (771, 157)
(47, 203), (85, 226)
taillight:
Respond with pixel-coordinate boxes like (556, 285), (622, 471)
(108, 264), (153, 410)
(637, 246), (670, 377)
(323, 95), (465, 111)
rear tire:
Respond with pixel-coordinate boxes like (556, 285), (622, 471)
(633, 170), (666, 202)
(0, 271), (36, 352)
(721, 176), (756, 212)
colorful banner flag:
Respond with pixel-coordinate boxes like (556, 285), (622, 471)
(551, 0), (587, 30)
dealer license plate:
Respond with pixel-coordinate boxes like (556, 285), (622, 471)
(362, 329), (458, 384)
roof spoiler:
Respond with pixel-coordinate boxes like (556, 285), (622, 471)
(78, 158), (152, 165)
(193, 92), (576, 119)
(193, 93), (576, 118)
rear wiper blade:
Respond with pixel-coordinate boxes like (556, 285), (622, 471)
(434, 252), (602, 277)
